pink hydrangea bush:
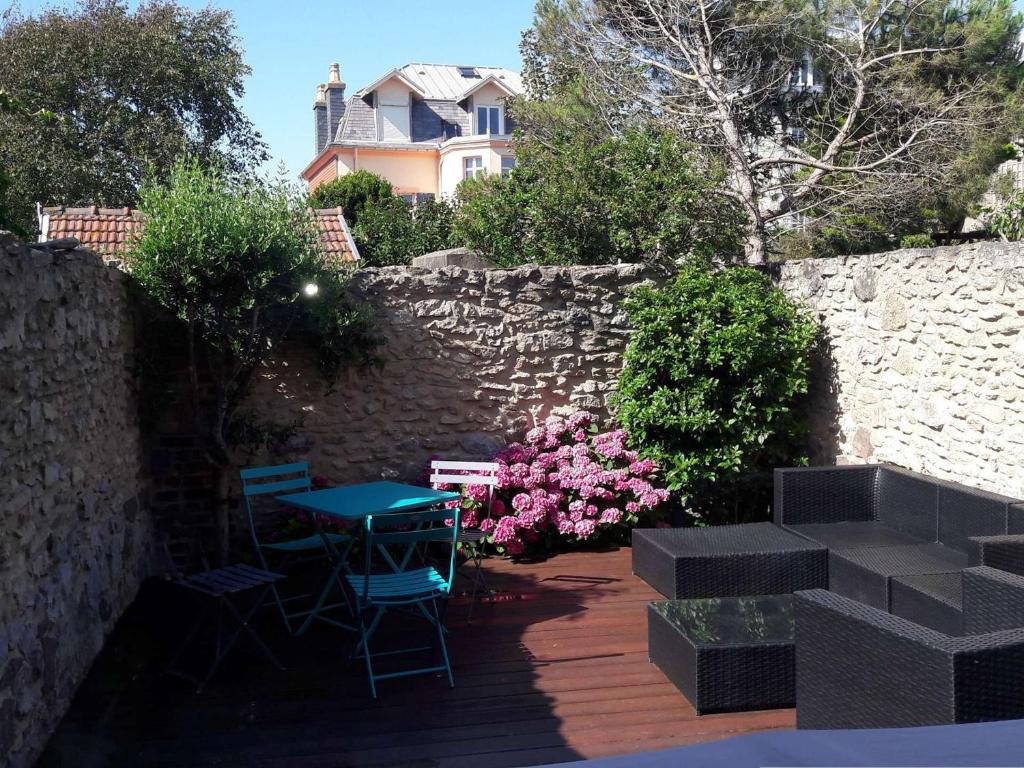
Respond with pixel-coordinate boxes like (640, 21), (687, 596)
(485, 411), (669, 555)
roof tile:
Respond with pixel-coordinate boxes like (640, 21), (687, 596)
(40, 206), (357, 264)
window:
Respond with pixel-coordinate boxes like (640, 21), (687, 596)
(464, 156), (484, 180)
(379, 103), (410, 141)
(501, 156), (516, 178)
(475, 105), (502, 135)
(458, 66), (480, 78)
(789, 55), (813, 89)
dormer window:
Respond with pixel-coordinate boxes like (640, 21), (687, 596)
(789, 55), (813, 89)
(476, 105), (503, 135)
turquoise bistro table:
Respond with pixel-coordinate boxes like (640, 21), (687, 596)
(276, 481), (461, 634)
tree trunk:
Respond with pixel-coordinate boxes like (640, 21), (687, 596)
(213, 465), (231, 566)
(744, 228), (767, 266)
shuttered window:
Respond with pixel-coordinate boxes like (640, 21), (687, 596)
(379, 104), (410, 142)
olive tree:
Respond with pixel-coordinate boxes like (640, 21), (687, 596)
(127, 158), (372, 561)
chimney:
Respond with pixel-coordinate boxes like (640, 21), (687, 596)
(314, 83), (328, 154)
(325, 63), (346, 146)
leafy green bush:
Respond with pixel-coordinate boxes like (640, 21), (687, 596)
(308, 170), (394, 227)
(985, 189), (1024, 241)
(354, 196), (457, 267)
(615, 263), (818, 522)
(453, 129), (742, 266)
(899, 233), (935, 249)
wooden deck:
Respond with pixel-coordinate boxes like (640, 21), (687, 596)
(39, 547), (794, 768)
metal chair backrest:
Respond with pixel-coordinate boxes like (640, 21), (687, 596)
(430, 460), (498, 521)
(239, 462), (311, 550)
(360, 505), (461, 602)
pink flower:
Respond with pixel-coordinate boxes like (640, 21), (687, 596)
(479, 517), (495, 533)
(465, 483), (489, 502)
(629, 458), (655, 476)
(600, 508), (622, 524)
(574, 519), (597, 539)
(512, 493), (533, 513)
(567, 411), (593, 430)
(525, 426), (546, 446)
(493, 515), (520, 545)
(625, 501), (640, 514)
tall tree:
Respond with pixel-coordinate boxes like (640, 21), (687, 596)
(0, 89), (53, 235)
(127, 158), (372, 561)
(0, 0), (266, 232)
(529, 0), (1024, 263)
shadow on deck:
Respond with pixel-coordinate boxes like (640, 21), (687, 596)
(37, 547), (794, 768)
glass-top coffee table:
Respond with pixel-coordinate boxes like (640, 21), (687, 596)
(647, 594), (795, 714)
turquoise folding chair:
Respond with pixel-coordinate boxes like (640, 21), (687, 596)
(347, 504), (460, 698)
(240, 462), (353, 634)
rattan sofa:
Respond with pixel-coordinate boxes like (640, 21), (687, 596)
(775, 464), (1024, 616)
(795, 566), (1024, 729)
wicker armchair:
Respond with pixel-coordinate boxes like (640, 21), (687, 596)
(795, 566), (1024, 730)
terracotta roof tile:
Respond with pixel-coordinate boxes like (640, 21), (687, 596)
(40, 205), (358, 264)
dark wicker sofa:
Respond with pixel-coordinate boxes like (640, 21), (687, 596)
(795, 566), (1024, 730)
(775, 464), (1024, 616)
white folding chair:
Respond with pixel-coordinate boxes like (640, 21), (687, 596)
(430, 460), (499, 623)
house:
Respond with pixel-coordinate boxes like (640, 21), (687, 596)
(301, 63), (523, 199)
(37, 205), (359, 264)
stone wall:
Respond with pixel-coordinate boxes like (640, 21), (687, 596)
(246, 264), (658, 486)
(779, 241), (1024, 498)
(0, 234), (151, 768)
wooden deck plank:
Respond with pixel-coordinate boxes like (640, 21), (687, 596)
(37, 547), (794, 768)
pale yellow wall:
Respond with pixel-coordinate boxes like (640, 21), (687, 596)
(439, 141), (514, 197)
(339, 148), (439, 196)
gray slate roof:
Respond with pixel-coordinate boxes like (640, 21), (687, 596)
(333, 63), (522, 145)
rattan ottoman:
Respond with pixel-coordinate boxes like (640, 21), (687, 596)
(632, 523), (828, 599)
(648, 595), (795, 714)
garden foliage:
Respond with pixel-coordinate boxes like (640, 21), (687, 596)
(0, 0), (265, 233)
(353, 195), (458, 267)
(307, 170), (395, 228)
(453, 129), (742, 266)
(615, 263), (818, 520)
(440, 412), (669, 556)
(126, 157), (373, 559)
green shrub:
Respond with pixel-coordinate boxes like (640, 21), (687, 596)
(353, 196), (457, 267)
(308, 170), (394, 227)
(615, 262), (818, 522)
(899, 233), (935, 249)
(452, 129), (742, 266)
(985, 189), (1024, 241)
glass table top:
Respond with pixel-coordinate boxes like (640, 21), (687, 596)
(650, 594), (794, 647)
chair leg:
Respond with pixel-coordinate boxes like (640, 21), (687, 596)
(466, 552), (487, 624)
(358, 610), (378, 699)
(429, 599), (454, 689)
(196, 589), (285, 693)
(259, 550), (296, 634)
(223, 586), (287, 671)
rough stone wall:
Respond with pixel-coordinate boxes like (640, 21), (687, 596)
(779, 241), (1024, 498)
(246, 264), (658, 486)
(0, 234), (151, 768)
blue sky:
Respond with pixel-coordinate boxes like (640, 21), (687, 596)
(13, 0), (536, 178)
